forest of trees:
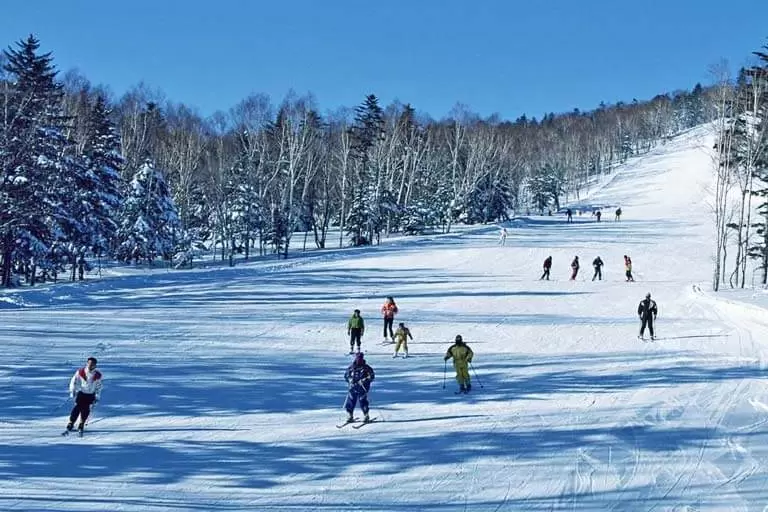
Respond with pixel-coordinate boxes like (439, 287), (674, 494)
(713, 42), (768, 290)
(0, 34), (724, 288)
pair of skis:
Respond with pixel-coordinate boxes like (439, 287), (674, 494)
(336, 417), (378, 429)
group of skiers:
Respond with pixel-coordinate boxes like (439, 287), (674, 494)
(340, 295), (477, 424)
(63, 254), (655, 431)
(541, 254), (634, 282)
(564, 207), (622, 223)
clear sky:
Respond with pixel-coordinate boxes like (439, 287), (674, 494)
(2, 0), (767, 121)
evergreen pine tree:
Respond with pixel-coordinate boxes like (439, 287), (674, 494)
(0, 35), (76, 286)
(116, 160), (182, 264)
(71, 93), (124, 277)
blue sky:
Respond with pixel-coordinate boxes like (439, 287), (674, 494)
(2, 0), (767, 121)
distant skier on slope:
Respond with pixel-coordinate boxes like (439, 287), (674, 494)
(392, 322), (413, 358)
(637, 292), (658, 340)
(624, 255), (635, 282)
(347, 309), (365, 354)
(570, 256), (580, 281)
(592, 256), (604, 281)
(444, 335), (474, 393)
(498, 227), (508, 246)
(66, 357), (103, 434)
(344, 353), (375, 423)
(540, 255), (552, 280)
(615, 207), (622, 221)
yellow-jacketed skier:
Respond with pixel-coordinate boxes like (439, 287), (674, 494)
(444, 335), (474, 393)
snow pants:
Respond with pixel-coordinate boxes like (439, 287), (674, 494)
(592, 267), (602, 281)
(349, 328), (363, 350)
(570, 268), (579, 280)
(383, 317), (394, 340)
(640, 316), (655, 337)
(453, 361), (471, 388)
(394, 336), (408, 354)
(344, 385), (370, 415)
(540, 268), (550, 280)
(69, 391), (96, 426)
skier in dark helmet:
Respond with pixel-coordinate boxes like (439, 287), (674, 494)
(444, 335), (474, 393)
(637, 292), (658, 340)
(592, 256), (604, 281)
(344, 352), (375, 423)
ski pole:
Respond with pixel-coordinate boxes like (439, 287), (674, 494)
(442, 360), (447, 389)
(469, 361), (484, 388)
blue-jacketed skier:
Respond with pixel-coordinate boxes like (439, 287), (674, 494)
(344, 353), (375, 422)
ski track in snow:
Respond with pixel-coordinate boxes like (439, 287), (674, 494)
(2, 124), (768, 510)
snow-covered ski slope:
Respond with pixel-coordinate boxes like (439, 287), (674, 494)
(3, 124), (768, 511)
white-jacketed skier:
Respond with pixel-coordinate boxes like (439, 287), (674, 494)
(66, 356), (103, 433)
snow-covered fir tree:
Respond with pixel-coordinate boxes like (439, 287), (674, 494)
(346, 95), (385, 245)
(68, 93), (124, 278)
(0, 35), (77, 286)
(116, 160), (183, 264)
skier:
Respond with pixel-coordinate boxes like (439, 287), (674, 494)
(66, 357), (103, 434)
(498, 227), (508, 246)
(566, 209), (573, 223)
(595, 210), (602, 222)
(592, 256), (604, 281)
(615, 207), (622, 221)
(347, 309), (365, 354)
(444, 335), (474, 393)
(540, 255), (552, 280)
(624, 255), (634, 282)
(637, 292), (658, 340)
(344, 352), (375, 423)
(392, 322), (413, 358)
(570, 256), (580, 281)
(381, 296), (398, 342)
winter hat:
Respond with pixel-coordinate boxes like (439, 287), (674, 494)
(354, 352), (365, 364)
(646, 293), (651, 299)
(398, 322), (405, 328)
(455, 334), (463, 343)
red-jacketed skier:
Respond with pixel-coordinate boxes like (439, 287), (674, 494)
(381, 296), (398, 342)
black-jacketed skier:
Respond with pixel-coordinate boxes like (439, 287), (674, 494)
(541, 256), (552, 280)
(637, 293), (658, 340)
(592, 256), (604, 281)
(347, 309), (365, 353)
(344, 353), (375, 423)
(570, 256), (580, 281)
(66, 357), (103, 433)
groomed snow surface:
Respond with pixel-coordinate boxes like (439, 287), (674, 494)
(2, 125), (768, 511)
